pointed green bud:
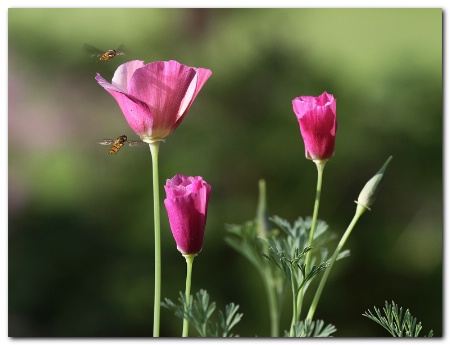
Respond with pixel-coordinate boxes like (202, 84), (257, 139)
(256, 179), (270, 236)
(355, 156), (393, 211)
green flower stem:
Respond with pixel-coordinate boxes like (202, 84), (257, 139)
(262, 270), (279, 337)
(256, 180), (280, 337)
(296, 160), (326, 319)
(306, 204), (367, 321)
(182, 254), (196, 337)
(289, 271), (299, 337)
(148, 141), (161, 337)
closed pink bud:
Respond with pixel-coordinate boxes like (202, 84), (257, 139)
(96, 60), (212, 141)
(292, 92), (337, 161)
(164, 174), (211, 255)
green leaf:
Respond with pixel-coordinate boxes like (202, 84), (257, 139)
(288, 319), (337, 337)
(162, 290), (243, 337)
(362, 300), (433, 337)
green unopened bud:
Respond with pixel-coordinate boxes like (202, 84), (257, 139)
(355, 156), (393, 211)
(256, 179), (270, 236)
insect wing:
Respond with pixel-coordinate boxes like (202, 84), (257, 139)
(115, 44), (127, 56)
(97, 139), (116, 146)
(127, 140), (146, 147)
(83, 43), (105, 58)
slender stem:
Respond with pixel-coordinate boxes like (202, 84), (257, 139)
(182, 254), (196, 337)
(149, 141), (161, 337)
(262, 270), (279, 337)
(296, 160), (326, 319)
(306, 204), (367, 321)
(289, 270), (298, 337)
(256, 180), (279, 337)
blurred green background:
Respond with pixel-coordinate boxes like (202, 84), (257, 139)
(8, 8), (442, 337)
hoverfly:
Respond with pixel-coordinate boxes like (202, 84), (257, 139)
(98, 135), (146, 155)
(83, 43), (126, 62)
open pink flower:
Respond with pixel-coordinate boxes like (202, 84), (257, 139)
(164, 174), (211, 255)
(96, 60), (212, 141)
(292, 92), (337, 161)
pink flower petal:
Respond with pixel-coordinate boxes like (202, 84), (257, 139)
(164, 174), (211, 255)
(101, 88), (154, 135)
(292, 92), (337, 161)
(180, 68), (213, 115)
(111, 60), (146, 92)
(96, 60), (211, 140)
(128, 61), (196, 133)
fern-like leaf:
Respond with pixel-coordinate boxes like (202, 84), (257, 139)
(363, 300), (433, 337)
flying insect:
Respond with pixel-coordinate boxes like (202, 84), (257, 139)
(83, 43), (126, 62)
(97, 135), (146, 154)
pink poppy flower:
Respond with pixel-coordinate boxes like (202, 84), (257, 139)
(96, 60), (212, 141)
(164, 174), (211, 255)
(292, 92), (337, 161)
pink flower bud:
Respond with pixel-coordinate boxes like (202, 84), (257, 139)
(164, 174), (211, 255)
(96, 60), (212, 141)
(292, 92), (337, 161)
